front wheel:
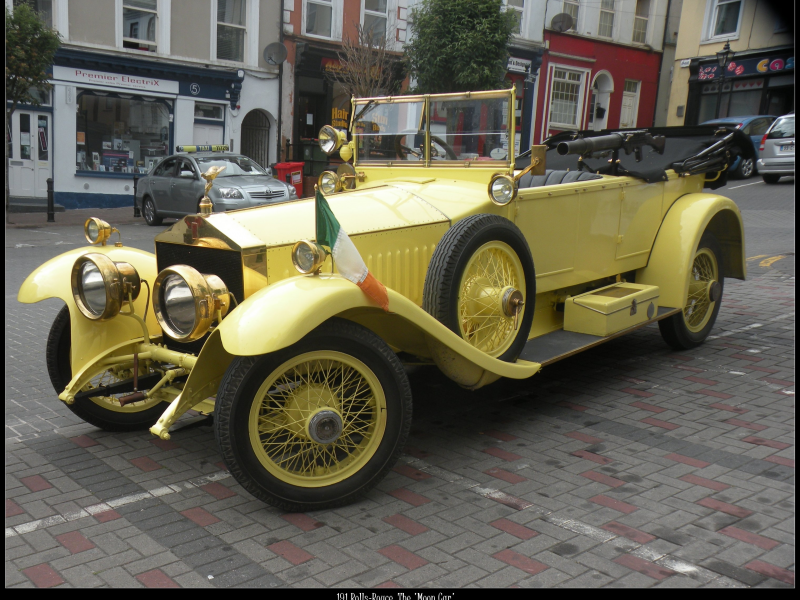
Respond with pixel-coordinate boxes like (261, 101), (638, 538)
(214, 318), (412, 511)
(658, 232), (724, 350)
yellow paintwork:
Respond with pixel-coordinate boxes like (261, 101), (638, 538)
(636, 192), (746, 309)
(17, 245), (161, 374)
(564, 283), (660, 337)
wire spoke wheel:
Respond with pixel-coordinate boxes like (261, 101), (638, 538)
(458, 241), (525, 356)
(683, 248), (719, 333)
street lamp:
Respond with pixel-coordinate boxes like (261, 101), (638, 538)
(714, 41), (734, 119)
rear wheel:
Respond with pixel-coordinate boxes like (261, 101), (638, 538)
(46, 306), (167, 431)
(762, 174), (781, 184)
(142, 196), (163, 226)
(735, 157), (754, 179)
(658, 232), (724, 350)
(214, 318), (412, 511)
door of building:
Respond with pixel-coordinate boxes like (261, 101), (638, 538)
(193, 124), (224, 146)
(241, 110), (270, 167)
(9, 111), (51, 198)
(619, 81), (640, 129)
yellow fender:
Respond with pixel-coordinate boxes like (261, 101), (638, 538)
(217, 274), (541, 381)
(17, 246), (161, 374)
(636, 193), (746, 309)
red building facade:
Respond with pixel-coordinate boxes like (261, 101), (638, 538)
(533, 30), (662, 143)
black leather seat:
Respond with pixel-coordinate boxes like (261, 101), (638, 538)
(518, 169), (603, 188)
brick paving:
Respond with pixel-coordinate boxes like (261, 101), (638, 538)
(5, 188), (795, 588)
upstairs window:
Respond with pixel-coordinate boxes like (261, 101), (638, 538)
(217, 0), (246, 62)
(123, 0), (157, 53)
(704, 0), (742, 41)
(363, 0), (388, 43)
(598, 0), (614, 38)
(563, 0), (579, 31)
(306, 0), (333, 38)
(12, 0), (53, 27)
(633, 0), (649, 43)
(504, 0), (524, 35)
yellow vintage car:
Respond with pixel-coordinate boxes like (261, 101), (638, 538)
(19, 88), (751, 511)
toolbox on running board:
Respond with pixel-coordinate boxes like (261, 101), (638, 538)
(564, 283), (660, 337)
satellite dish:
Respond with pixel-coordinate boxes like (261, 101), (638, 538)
(550, 13), (574, 32)
(263, 42), (288, 65)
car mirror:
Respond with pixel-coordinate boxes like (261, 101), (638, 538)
(179, 171), (195, 178)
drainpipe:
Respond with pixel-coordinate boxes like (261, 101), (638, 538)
(277, 2), (284, 163)
(653, 0), (673, 126)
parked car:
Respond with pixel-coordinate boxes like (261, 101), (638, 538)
(19, 88), (751, 511)
(757, 113), (795, 184)
(701, 115), (776, 178)
(134, 146), (298, 226)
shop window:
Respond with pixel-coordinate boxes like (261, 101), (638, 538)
(20, 114), (32, 160)
(504, 0), (524, 35)
(75, 92), (170, 174)
(306, 0), (334, 38)
(632, 0), (649, 44)
(562, 1), (579, 31)
(364, 0), (388, 43)
(195, 103), (225, 120)
(703, 0), (742, 41)
(12, 0), (52, 28)
(549, 68), (583, 127)
(598, 0), (615, 38)
(698, 80), (762, 121)
(123, 0), (158, 53)
(217, 0), (246, 62)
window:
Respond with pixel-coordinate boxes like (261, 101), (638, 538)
(12, 0), (52, 28)
(195, 103), (225, 120)
(633, 0), (649, 44)
(563, 1), (579, 31)
(549, 68), (583, 127)
(364, 0), (388, 43)
(217, 0), (246, 62)
(704, 0), (742, 41)
(123, 0), (157, 53)
(598, 0), (614, 38)
(153, 157), (177, 177)
(178, 159), (196, 178)
(306, 0), (333, 38)
(624, 80), (639, 94)
(504, 0), (524, 35)
(75, 92), (171, 174)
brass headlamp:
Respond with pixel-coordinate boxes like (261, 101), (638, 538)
(84, 218), (120, 246)
(152, 265), (230, 341)
(318, 170), (342, 194)
(318, 125), (347, 155)
(292, 240), (329, 274)
(71, 253), (141, 321)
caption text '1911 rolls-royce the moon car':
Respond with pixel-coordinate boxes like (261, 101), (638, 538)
(18, 87), (753, 511)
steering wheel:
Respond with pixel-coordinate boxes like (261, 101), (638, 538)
(393, 130), (458, 160)
(431, 135), (458, 160)
(394, 134), (423, 159)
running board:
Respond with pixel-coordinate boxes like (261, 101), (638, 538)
(519, 307), (681, 366)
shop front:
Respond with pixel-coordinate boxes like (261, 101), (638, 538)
(31, 48), (248, 209)
(505, 48), (545, 154)
(685, 46), (794, 125)
(533, 31), (661, 144)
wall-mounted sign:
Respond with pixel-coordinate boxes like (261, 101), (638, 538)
(680, 59), (692, 68)
(727, 55), (793, 77)
(189, 83), (200, 95)
(508, 57), (532, 73)
(53, 66), (179, 94)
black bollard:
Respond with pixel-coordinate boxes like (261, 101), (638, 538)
(133, 175), (140, 217)
(46, 178), (54, 223)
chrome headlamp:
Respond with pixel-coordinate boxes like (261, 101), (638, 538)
(153, 265), (230, 342)
(292, 240), (328, 274)
(488, 174), (517, 206)
(71, 253), (141, 321)
(318, 125), (345, 155)
(318, 170), (341, 194)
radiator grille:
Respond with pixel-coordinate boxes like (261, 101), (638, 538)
(248, 188), (285, 200)
(156, 242), (244, 354)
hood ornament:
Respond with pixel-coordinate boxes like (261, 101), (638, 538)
(198, 165), (226, 215)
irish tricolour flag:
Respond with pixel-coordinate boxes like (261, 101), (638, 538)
(316, 188), (390, 312)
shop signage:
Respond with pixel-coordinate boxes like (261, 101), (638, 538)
(331, 107), (349, 129)
(696, 54), (793, 80)
(189, 83), (201, 95)
(53, 66), (179, 94)
(508, 57), (532, 74)
(321, 57), (345, 73)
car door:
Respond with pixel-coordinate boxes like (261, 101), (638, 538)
(150, 157), (178, 211)
(171, 158), (204, 214)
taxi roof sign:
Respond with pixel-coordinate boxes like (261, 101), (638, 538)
(176, 144), (229, 153)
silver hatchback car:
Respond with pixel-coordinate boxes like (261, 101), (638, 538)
(757, 113), (794, 184)
(135, 149), (298, 226)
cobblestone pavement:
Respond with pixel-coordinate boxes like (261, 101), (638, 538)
(5, 181), (794, 588)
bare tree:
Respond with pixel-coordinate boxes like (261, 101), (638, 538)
(328, 22), (401, 100)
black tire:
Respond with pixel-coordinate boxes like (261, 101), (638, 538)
(214, 318), (412, 511)
(423, 214), (535, 361)
(142, 196), (163, 226)
(46, 306), (167, 431)
(762, 174), (781, 184)
(735, 156), (754, 179)
(658, 232), (724, 351)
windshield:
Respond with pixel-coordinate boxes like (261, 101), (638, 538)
(429, 97), (510, 161)
(194, 156), (269, 176)
(354, 101), (425, 162)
